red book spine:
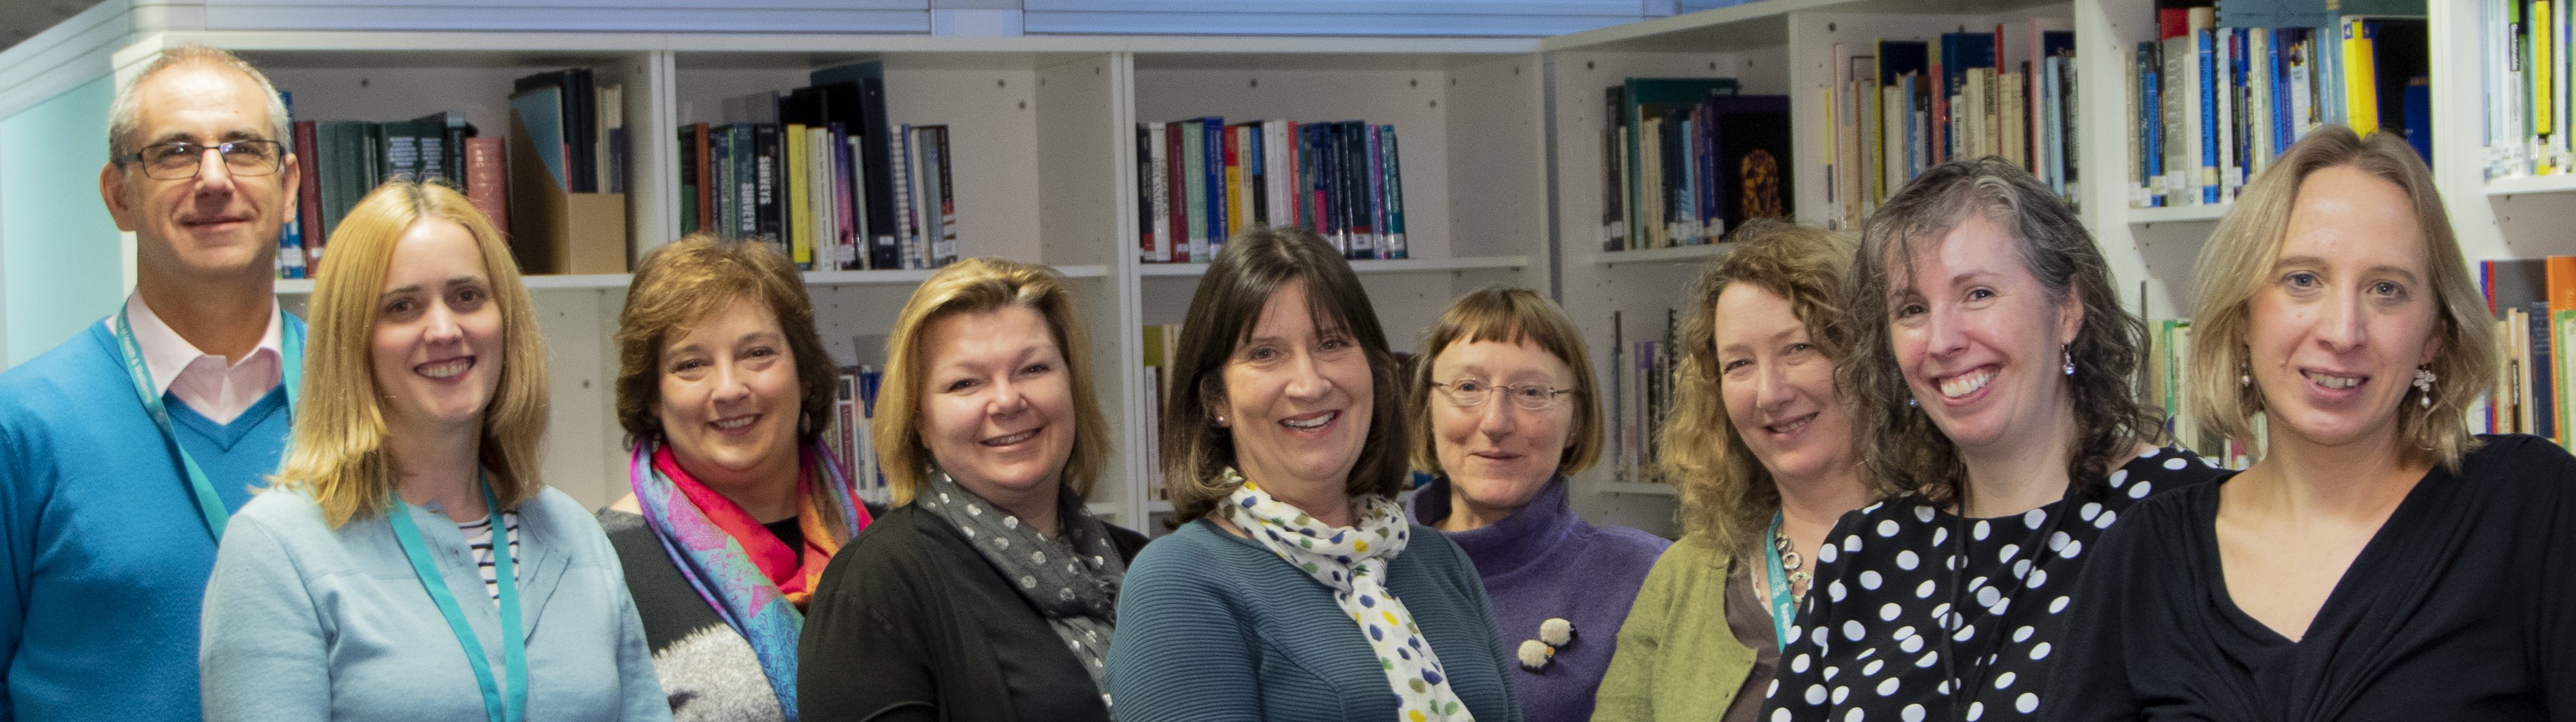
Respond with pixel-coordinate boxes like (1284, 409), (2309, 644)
(292, 120), (323, 274)
(464, 136), (509, 236)
(693, 123), (714, 234)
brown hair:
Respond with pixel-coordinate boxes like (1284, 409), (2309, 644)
(273, 179), (547, 527)
(875, 258), (1110, 505)
(613, 234), (836, 449)
(2189, 126), (2494, 469)
(1841, 157), (2160, 505)
(1662, 219), (1858, 553)
(1407, 286), (1601, 478)
(1161, 226), (1409, 520)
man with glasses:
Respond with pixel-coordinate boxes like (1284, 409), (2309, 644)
(0, 44), (302, 721)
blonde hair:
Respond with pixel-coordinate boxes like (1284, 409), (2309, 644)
(2189, 126), (2495, 469)
(1406, 286), (1601, 478)
(1161, 226), (1409, 521)
(614, 234), (836, 448)
(874, 258), (1109, 506)
(1662, 219), (1858, 553)
(274, 179), (548, 528)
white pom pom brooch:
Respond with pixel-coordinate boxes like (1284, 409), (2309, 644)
(1517, 618), (1577, 671)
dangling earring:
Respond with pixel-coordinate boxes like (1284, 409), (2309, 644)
(1908, 398), (1918, 408)
(2412, 367), (2436, 409)
(2062, 345), (2076, 376)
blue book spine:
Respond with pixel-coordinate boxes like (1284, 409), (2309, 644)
(2200, 28), (2220, 205)
(2272, 29), (2292, 159)
(2142, 43), (2164, 208)
(1202, 118), (1226, 254)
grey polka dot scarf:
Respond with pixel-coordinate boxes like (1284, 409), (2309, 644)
(916, 472), (1127, 697)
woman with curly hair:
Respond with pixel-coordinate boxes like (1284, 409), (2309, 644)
(1763, 158), (2224, 722)
(1594, 219), (1871, 722)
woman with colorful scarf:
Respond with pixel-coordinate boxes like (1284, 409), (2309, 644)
(596, 234), (872, 722)
(1106, 226), (1522, 722)
(796, 257), (1142, 722)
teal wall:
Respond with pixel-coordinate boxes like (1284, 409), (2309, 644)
(1, 75), (120, 368)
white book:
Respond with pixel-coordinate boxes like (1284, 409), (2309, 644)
(1147, 123), (1171, 262)
(2250, 29), (2272, 175)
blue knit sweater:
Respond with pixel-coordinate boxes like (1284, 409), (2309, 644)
(1106, 517), (1523, 722)
(0, 320), (296, 721)
(1411, 477), (1671, 722)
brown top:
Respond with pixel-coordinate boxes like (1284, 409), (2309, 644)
(1721, 560), (1782, 722)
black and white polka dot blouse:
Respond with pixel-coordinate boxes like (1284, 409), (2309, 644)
(1761, 446), (2224, 722)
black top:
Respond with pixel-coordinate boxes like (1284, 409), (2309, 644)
(797, 503), (1148, 722)
(1766, 446), (2225, 722)
(2043, 435), (2576, 722)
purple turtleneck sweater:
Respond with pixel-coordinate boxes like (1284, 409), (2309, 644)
(1412, 476), (1672, 722)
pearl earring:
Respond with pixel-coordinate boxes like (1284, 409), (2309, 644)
(2412, 367), (2436, 409)
(2062, 345), (2076, 376)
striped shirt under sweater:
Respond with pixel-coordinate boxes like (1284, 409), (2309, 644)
(1105, 518), (1524, 722)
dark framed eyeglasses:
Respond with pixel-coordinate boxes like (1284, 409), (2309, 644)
(117, 139), (285, 180)
(1430, 379), (1577, 411)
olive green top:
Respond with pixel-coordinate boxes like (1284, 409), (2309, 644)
(1591, 531), (1766, 722)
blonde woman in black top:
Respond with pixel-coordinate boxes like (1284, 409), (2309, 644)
(2046, 128), (2576, 721)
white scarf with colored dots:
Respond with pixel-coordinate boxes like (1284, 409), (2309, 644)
(1219, 469), (1474, 722)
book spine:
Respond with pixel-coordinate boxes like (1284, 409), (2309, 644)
(890, 126), (916, 269)
(464, 136), (509, 238)
(786, 123), (811, 268)
(834, 125), (860, 270)
(293, 121), (325, 272)
(1222, 124), (1243, 237)
(1148, 123), (1173, 263)
(1365, 122), (1385, 259)
(2200, 27), (2219, 205)
(930, 126), (957, 267)
(1202, 118), (1226, 255)
(1381, 125), (1405, 259)
(1164, 123), (1187, 263)
(1181, 121), (1208, 263)
(755, 123), (784, 257)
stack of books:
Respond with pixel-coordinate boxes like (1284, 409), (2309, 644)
(2486, 0), (2575, 180)
(1135, 118), (1405, 263)
(1821, 20), (2080, 232)
(1601, 78), (1794, 248)
(677, 61), (958, 272)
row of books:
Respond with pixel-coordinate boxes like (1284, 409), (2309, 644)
(2480, 257), (2576, 444)
(2486, 0), (2576, 179)
(1135, 118), (1407, 263)
(271, 98), (504, 279)
(2142, 319), (2258, 470)
(677, 119), (958, 272)
(2126, 7), (2429, 209)
(675, 62), (960, 272)
(1820, 21), (2080, 233)
(1599, 78), (1796, 250)
(1607, 309), (1679, 485)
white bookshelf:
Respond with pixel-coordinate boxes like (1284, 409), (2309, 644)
(64, 29), (1555, 528)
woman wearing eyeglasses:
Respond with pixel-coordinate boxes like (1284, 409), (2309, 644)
(1402, 286), (1666, 722)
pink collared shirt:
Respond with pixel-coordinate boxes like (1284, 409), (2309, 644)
(114, 293), (286, 425)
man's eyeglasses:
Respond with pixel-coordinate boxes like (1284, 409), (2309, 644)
(1429, 379), (1577, 411)
(117, 139), (285, 180)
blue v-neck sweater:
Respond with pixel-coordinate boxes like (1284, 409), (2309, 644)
(0, 320), (295, 721)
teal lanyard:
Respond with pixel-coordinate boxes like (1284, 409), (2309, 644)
(1762, 512), (1798, 651)
(110, 306), (302, 541)
(388, 475), (528, 722)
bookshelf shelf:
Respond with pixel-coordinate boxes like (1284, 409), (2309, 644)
(1135, 255), (1529, 277)
(2484, 174), (2576, 197)
(1580, 243), (1729, 267)
(2124, 203), (2231, 224)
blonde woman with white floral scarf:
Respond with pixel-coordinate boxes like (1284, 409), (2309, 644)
(1105, 226), (1522, 722)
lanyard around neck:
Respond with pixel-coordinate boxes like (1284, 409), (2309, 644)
(388, 475), (527, 722)
(111, 306), (302, 541)
(1762, 512), (1798, 651)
